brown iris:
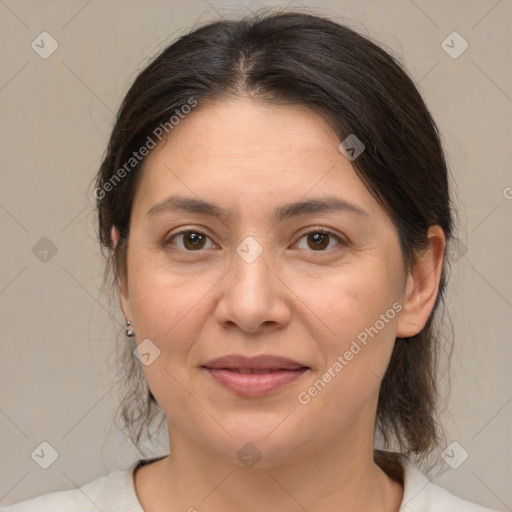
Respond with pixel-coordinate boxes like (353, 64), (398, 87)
(306, 232), (330, 250)
(182, 232), (207, 250)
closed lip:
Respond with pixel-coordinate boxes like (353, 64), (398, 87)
(201, 354), (310, 371)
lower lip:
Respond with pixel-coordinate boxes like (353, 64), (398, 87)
(204, 368), (308, 397)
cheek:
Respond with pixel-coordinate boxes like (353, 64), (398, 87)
(306, 259), (402, 412)
(127, 247), (207, 336)
(125, 255), (210, 413)
(318, 261), (402, 347)
(296, 278), (400, 432)
(125, 266), (192, 381)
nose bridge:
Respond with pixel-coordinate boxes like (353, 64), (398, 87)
(232, 234), (274, 304)
(216, 234), (289, 332)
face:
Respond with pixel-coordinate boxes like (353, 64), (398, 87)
(118, 98), (416, 466)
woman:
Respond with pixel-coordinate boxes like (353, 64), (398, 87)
(4, 10), (499, 512)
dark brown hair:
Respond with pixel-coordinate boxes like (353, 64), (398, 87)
(94, 10), (454, 471)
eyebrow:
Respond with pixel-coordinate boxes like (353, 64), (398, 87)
(146, 195), (369, 222)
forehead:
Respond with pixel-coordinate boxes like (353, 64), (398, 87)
(131, 98), (385, 223)
(143, 97), (341, 170)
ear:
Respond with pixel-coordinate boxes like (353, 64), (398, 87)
(111, 226), (133, 321)
(396, 225), (446, 338)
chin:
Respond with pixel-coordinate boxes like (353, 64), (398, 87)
(201, 419), (309, 468)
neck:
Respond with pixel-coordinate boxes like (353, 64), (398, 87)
(136, 422), (403, 512)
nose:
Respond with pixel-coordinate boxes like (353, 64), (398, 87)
(215, 243), (292, 334)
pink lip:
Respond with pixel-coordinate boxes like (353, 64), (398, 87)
(201, 354), (310, 397)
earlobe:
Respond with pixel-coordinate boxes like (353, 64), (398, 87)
(396, 226), (446, 338)
(119, 292), (132, 326)
(111, 225), (132, 320)
(118, 277), (131, 320)
(111, 225), (120, 249)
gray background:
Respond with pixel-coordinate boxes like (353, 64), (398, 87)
(1, 0), (511, 509)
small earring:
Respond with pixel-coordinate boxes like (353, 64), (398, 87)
(125, 320), (135, 337)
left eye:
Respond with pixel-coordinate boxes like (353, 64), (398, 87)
(294, 230), (342, 251)
(166, 229), (342, 252)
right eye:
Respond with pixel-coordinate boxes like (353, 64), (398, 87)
(165, 230), (218, 251)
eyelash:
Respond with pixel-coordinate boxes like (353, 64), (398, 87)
(165, 228), (345, 253)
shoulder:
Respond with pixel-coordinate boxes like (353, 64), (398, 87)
(1, 474), (109, 512)
(1, 462), (142, 512)
(400, 455), (498, 512)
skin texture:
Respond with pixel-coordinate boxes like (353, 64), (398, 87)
(113, 98), (445, 512)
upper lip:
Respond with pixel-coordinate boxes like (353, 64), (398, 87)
(202, 355), (309, 371)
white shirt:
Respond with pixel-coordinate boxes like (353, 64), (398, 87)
(1, 455), (498, 511)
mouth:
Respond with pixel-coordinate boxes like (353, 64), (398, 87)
(201, 355), (310, 397)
